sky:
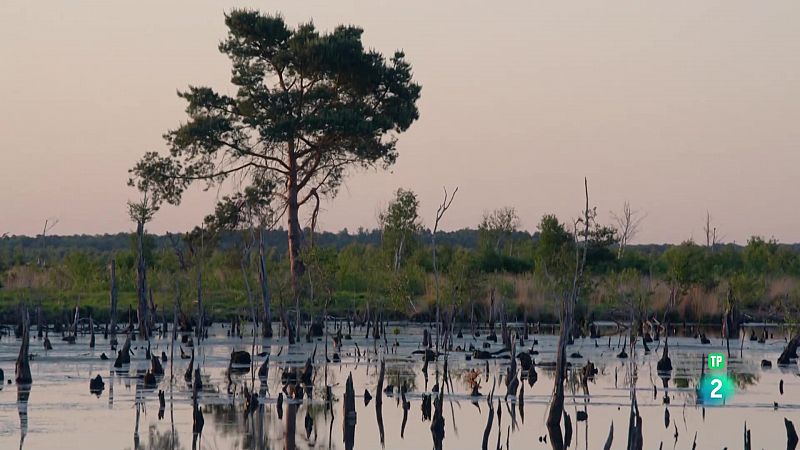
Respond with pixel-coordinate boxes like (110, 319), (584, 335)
(1, 0), (799, 244)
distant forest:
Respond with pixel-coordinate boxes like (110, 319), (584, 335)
(0, 227), (664, 265)
(3, 218), (800, 327)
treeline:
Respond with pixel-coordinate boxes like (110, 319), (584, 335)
(3, 203), (800, 326)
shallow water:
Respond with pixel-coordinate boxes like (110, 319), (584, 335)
(0, 323), (798, 449)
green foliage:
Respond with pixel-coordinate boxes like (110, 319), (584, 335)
(662, 241), (712, 288)
(727, 272), (766, 309)
(478, 207), (521, 254)
(7, 211), (800, 323)
(534, 214), (575, 282)
(379, 188), (422, 270)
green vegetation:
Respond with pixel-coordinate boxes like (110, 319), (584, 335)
(4, 201), (800, 326)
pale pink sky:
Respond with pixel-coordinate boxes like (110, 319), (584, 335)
(1, 1), (799, 244)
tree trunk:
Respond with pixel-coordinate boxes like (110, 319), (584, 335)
(196, 255), (204, 340)
(258, 229), (273, 338)
(135, 221), (149, 340)
(432, 233), (440, 352)
(109, 259), (118, 336)
(547, 302), (569, 450)
(89, 316), (95, 348)
(16, 308), (32, 384)
(287, 170), (304, 344)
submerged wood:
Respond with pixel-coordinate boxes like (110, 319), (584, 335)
(744, 422), (751, 450)
(505, 344), (519, 399)
(258, 356), (269, 378)
(89, 374), (104, 394)
(343, 372), (356, 450)
(481, 383), (495, 450)
(184, 349), (194, 382)
(787, 418), (799, 450)
(89, 316), (95, 348)
(151, 355), (164, 376)
(376, 360), (386, 445)
(657, 337), (672, 372)
(376, 360), (385, 408)
(113, 334), (131, 368)
(563, 412), (572, 448)
(431, 391), (445, 450)
(778, 335), (800, 365)
(547, 179), (590, 450)
(626, 393), (643, 450)
(16, 309), (32, 384)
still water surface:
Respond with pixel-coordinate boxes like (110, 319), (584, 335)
(0, 323), (797, 449)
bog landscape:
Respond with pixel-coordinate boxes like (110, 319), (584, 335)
(2, 3), (800, 449)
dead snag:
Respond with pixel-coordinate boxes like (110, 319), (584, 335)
(89, 316), (95, 348)
(430, 391), (445, 450)
(658, 337), (672, 374)
(547, 179), (591, 450)
(603, 422), (614, 450)
(505, 343), (519, 399)
(787, 418), (799, 450)
(151, 355), (164, 376)
(778, 335), (800, 365)
(113, 334), (131, 368)
(482, 380), (496, 450)
(343, 373), (357, 450)
(376, 360), (386, 445)
(15, 308), (32, 384)
(376, 360), (385, 409)
(744, 422), (751, 450)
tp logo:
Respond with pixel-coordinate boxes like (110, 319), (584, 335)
(708, 353), (725, 370)
(700, 353), (734, 405)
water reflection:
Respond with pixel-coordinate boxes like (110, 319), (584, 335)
(17, 384), (30, 450)
(2, 324), (800, 449)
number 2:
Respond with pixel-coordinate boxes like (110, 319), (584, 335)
(710, 378), (723, 399)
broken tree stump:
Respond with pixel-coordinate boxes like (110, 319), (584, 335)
(15, 309), (32, 384)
